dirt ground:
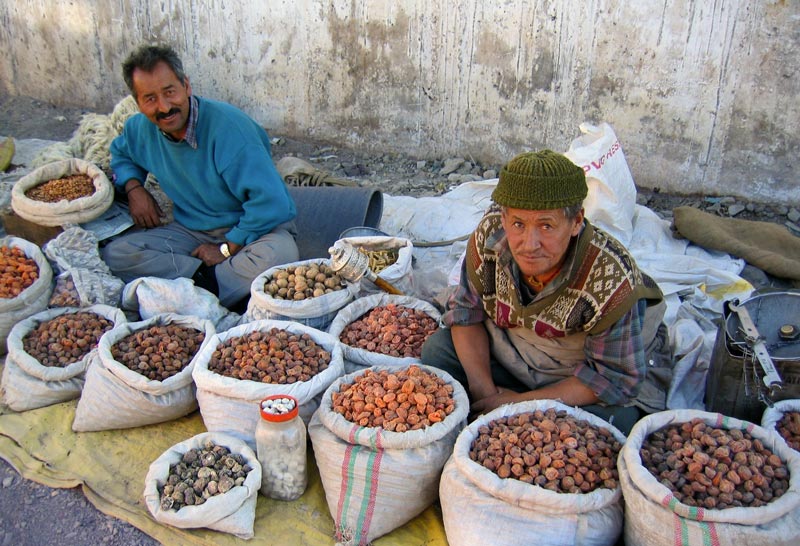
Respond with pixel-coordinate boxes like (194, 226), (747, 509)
(0, 92), (796, 545)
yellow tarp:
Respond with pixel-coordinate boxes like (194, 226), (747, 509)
(0, 361), (448, 545)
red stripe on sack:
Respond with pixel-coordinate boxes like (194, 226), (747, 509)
(358, 429), (384, 545)
(335, 426), (361, 538)
(673, 513), (683, 546)
(708, 521), (720, 546)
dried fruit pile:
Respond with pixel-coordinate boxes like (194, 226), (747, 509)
(469, 408), (622, 493)
(331, 365), (456, 431)
(111, 324), (205, 381)
(25, 173), (96, 202)
(356, 247), (398, 273)
(641, 418), (790, 509)
(339, 304), (438, 358)
(0, 246), (39, 298)
(23, 311), (114, 367)
(263, 263), (344, 300)
(776, 411), (800, 451)
(209, 328), (330, 383)
(159, 440), (252, 510)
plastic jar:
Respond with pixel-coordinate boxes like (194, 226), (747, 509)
(255, 394), (308, 501)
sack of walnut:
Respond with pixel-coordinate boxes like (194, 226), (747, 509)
(327, 293), (442, 373)
(620, 409), (800, 546)
(0, 236), (54, 355)
(309, 364), (469, 545)
(192, 319), (345, 449)
(762, 399), (800, 453)
(1, 304), (125, 411)
(438, 399), (627, 546)
(72, 313), (215, 432)
(143, 431), (261, 540)
(10, 158), (114, 226)
(246, 258), (358, 331)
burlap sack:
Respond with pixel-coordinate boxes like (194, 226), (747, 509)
(72, 313), (215, 431)
(0, 236), (53, 355)
(11, 158), (114, 226)
(309, 364), (469, 545)
(192, 319), (344, 449)
(439, 399), (626, 546)
(1, 304), (126, 411)
(143, 431), (261, 540)
(620, 409), (800, 546)
(246, 258), (358, 331)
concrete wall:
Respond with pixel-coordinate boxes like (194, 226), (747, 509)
(1, 0), (798, 204)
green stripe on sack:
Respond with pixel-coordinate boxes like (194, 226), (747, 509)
(354, 429), (380, 542)
(339, 428), (363, 534)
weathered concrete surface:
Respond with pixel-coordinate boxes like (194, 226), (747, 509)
(1, 0), (798, 204)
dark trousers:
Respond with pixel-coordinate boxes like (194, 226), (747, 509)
(421, 327), (641, 435)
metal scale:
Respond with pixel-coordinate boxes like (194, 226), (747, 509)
(706, 290), (800, 423)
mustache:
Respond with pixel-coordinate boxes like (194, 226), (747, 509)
(156, 108), (180, 120)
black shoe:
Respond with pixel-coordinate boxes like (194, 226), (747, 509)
(192, 264), (219, 296)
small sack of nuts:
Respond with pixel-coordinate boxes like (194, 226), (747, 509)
(439, 400), (627, 546)
(192, 319), (345, 449)
(327, 293), (442, 373)
(333, 236), (415, 296)
(762, 399), (800, 453)
(309, 364), (469, 545)
(72, 313), (216, 432)
(1, 304), (125, 411)
(11, 158), (114, 226)
(247, 258), (358, 331)
(0, 237), (54, 355)
(143, 432), (261, 539)
(620, 409), (800, 546)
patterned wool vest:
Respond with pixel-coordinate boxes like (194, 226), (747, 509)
(466, 207), (663, 337)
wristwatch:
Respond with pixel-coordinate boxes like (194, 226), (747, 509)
(219, 243), (231, 258)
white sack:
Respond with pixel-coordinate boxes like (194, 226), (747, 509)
(143, 431), (261, 540)
(1, 304), (126, 411)
(309, 364), (469, 545)
(11, 158), (113, 226)
(43, 226), (125, 307)
(121, 277), (242, 333)
(0, 236), (54, 355)
(440, 399), (626, 546)
(564, 122), (637, 247)
(762, 399), (800, 452)
(620, 409), (800, 546)
(192, 319), (344, 449)
(326, 293), (442, 373)
(246, 258), (358, 331)
(72, 313), (215, 432)
(332, 235), (414, 296)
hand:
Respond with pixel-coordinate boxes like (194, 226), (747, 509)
(470, 387), (519, 416)
(191, 243), (228, 266)
(127, 186), (163, 228)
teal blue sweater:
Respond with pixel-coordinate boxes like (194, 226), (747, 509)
(110, 97), (296, 246)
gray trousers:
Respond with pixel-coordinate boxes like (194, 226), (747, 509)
(420, 328), (642, 435)
(101, 221), (299, 307)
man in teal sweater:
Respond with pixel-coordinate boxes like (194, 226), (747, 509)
(102, 44), (298, 309)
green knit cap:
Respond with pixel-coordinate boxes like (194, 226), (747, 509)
(492, 149), (587, 210)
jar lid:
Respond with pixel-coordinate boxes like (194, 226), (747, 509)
(259, 394), (299, 422)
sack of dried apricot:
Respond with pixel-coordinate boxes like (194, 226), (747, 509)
(762, 399), (800, 454)
(0, 236), (53, 355)
(439, 399), (627, 546)
(72, 313), (215, 431)
(328, 293), (442, 373)
(309, 363), (469, 545)
(1, 304), (125, 411)
(620, 409), (800, 546)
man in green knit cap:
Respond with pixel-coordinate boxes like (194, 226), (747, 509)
(421, 149), (672, 434)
